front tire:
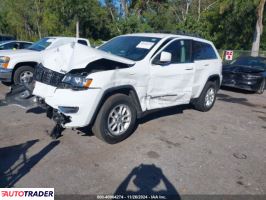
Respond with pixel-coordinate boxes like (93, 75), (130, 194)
(13, 66), (34, 85)
(92, 94), (137, 144)
(257, 78), (265, 94)
(193, 81), (217, 112)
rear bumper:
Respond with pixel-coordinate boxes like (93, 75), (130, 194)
(0, 67), (12, 82)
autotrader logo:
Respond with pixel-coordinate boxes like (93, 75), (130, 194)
(0, 188), (54, 200)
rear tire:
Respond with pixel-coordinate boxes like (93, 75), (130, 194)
(193, 81), (217, 112)
(13, 66), (34, 85)
(92, 94), (137, 144)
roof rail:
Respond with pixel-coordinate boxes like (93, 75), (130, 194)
(145, 30), (202, 38)
(175, 30), (202, 38)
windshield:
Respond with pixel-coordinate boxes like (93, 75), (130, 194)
(98, 36), (160, 61)
(231, 57), (266, 69)
(27, 38), (55, 51)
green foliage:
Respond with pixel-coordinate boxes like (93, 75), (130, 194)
(207, 0), (257, 50)
(0, 0), (264, 50)
(0, 0), (113, 41)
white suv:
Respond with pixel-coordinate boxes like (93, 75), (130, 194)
(33, 33), (222, 144)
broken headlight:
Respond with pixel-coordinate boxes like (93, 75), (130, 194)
(62, 74), (93, 90)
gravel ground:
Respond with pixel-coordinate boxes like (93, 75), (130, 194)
(0, 84), (265, 197)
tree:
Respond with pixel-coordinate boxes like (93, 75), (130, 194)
(120, 0), (129, 17)
(0, 0), (263, 51)
(251, 0), (266, 56)
(204, 0), (257, 50)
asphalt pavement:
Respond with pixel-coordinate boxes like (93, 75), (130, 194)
(0, 84), (265, 196)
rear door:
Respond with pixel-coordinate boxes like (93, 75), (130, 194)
(147, 39), (195, 110)
(192, 41), (219, 98)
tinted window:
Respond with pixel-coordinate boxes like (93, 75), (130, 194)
(151, 38), (175, 58)
(78, 40), (88, 46)
(0, 42), (17, 50)
(153, 40), (192, 64)
(99, 36), (160, 61)
(27, 38), (54, 51)
(193, 41), (217, 60)
(20, 42), (32, 49)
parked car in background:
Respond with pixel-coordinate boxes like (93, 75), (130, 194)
(222, 56), (266, 94)
(0, 41), (32, 50)
(0, 34), (16, 42)
(33, 33), (222, 143)
(0, 37), (90, 85)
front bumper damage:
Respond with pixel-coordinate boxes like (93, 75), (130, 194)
(44, 103), (71, 139)
(34, 82), (101, 128)
(36, 97), (71, 139)
(33, 81), (102, 139)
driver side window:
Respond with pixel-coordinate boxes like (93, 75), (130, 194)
(153, 40), (192, 65)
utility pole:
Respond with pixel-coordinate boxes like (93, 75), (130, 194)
(251, 0), (266, 56)
(76, 20), (79, 38)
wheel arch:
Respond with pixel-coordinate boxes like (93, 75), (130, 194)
(12, 62), (38, 81)
(207, 74), (221, 89)
(192, 74), (221, 101)
(90, 85), (142, 126)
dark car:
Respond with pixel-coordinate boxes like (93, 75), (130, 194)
(222, 56), (266, 94)
(0, 35), (16, 42)
(0, 40), (32, 50)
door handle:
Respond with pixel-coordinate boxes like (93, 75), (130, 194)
(185, 68), (193, 70)
(204, 64), (209, 66)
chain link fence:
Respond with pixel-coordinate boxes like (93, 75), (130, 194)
(218, 50), (266, 64)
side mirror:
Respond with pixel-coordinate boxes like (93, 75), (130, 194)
(159, 51), (172, 65)
(152, 51), (172, 65)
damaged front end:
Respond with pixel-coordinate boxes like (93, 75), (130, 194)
(33, 96), (70, 139)
(32, 42), (135, 139)
(47, 105), (71, 139)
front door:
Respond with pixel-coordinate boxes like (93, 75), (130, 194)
(147, 39), (195, 110)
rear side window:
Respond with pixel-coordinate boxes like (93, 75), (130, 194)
(20, 42), (32, 49)
(193, 41), (217, 60)
(78, 40), (88, 46)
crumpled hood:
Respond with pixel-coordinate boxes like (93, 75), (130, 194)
(41, 43), (135, 74)
(0, 49), (38, 57)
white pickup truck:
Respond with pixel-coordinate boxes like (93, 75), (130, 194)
(0, 37), (90, 85)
